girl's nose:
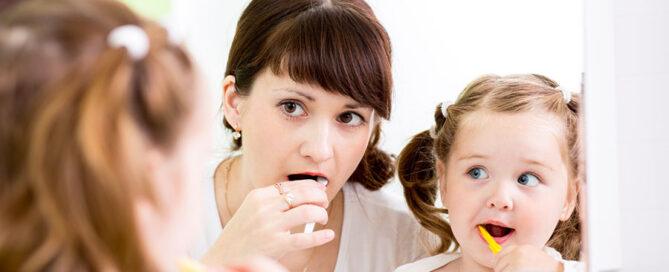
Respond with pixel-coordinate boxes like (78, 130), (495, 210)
(486, 181), (514, 211)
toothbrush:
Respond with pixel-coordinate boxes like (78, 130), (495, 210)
(304, 177), (329, 233)
(478, 225), (503, 254)
(178, 257), (207, 272)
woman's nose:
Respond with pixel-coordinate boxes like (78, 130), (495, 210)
(299, 120), (334, 163)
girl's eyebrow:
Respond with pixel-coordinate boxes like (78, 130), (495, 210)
(456, 154), (488, 161)
(522, 158), (555, 171)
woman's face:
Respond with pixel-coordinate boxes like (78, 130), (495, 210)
(228, 69), (376, 200)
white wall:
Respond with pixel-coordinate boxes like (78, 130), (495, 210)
(170, 0), (583, 195)
(584, 0), (669, 271)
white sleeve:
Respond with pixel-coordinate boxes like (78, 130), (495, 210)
(561, 259), (586, 272)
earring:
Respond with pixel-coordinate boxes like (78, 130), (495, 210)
(232, 130), (241, 140)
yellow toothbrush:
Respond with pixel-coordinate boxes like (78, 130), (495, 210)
(478, 225), (503, 255)
(178, 257), (207, 272)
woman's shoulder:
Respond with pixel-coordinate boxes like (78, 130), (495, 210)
(394, 253), (460, 272)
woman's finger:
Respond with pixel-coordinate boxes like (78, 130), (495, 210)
(278, 204), (329, 230)
(272, 187), (329, 211)
(285, 229), (335, 250)
(273, 179), (326, 195)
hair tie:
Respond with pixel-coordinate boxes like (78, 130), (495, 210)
(440, 100), (453, 117)
(428, 125), (438, 139)
(430, 101), (454, 139)
(107, 25), (149, 61)
(555, 86), (572, 104)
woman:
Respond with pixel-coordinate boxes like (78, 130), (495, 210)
(193, 0), (435, 271)
(0, 0), (284, 271)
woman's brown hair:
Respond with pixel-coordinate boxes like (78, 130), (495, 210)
(224, 0), (394, 190)
(398, 74), (583, 260)
(0, 0), (196, 270)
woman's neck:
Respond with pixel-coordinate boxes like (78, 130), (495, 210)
(214, 155), (254, 224)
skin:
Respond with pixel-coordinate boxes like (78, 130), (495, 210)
(202, 68), (377, 271)
(435, 109), (577, 272)
(136, 77), (285, 272)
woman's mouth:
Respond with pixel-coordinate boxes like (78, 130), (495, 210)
(287, 173), (329, 186)
(478, 223), (514, 245)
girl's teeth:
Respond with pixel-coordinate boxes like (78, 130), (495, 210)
(317, 177), (328, 186)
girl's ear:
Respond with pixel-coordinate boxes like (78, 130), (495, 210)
(222, 75), (244, 130)
(436, 159), (448, 210)
(560, 177), (581, 221)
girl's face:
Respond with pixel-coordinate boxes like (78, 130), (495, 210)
(226, 69), (376, 200)
(439, 109), (576, 268)
(137, 77), (214, 269)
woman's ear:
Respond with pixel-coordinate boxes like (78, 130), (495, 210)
(560, 177), (581, 221)
(222, 75), (243, 130)
(436, 159), (448, 210)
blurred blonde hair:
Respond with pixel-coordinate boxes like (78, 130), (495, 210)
(0, 0), (196, 270)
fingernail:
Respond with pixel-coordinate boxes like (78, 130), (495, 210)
(325, 230), (335, 240)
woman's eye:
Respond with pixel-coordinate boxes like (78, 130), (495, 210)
(468, 167), (489, 180)
(338, 112), (363, 126)
(518, 173), (540, 186)
(281, 102), (305, 116)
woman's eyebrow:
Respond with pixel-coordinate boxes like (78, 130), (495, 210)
(344, 103), (368, 109)
(273, 88), (314, 101)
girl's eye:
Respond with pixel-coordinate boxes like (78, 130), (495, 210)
(518, 173), (540, 186)
(281, 102), (305, 116)
(337, 112), (364, 126)
(468, 167), (489, 180)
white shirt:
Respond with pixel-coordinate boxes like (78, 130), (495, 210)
(188, 180), (434, 272)
(394, 247), (585, 272)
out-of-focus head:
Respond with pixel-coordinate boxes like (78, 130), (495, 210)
(0, 0), (210, 270)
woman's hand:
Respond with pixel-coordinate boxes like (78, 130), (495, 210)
(493, 245), (563, 272)
(201, 180), (334, 266)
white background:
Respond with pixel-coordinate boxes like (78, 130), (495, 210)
(171, 0), (583, 195)
(168, 0), (669, 270)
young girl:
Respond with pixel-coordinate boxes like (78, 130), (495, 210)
(0, 0), (284, 271)
(396, 74), (584, 271)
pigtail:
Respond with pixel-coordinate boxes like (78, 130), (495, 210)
(22, 44), (151, 271)
(397, 103), (456, 254)
(547, 93), (583, 260)
(547, 208), (581, 260)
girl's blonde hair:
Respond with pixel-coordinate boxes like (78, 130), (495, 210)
(0, 0), (195, 270)
(397, 74), (583, 260)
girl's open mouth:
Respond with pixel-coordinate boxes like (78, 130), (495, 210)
(478, 223), (514, 245)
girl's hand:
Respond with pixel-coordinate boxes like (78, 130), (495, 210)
(201, 180), (334, 266)
(213, 255), (288, 272)
(493, 245), (564, 272)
